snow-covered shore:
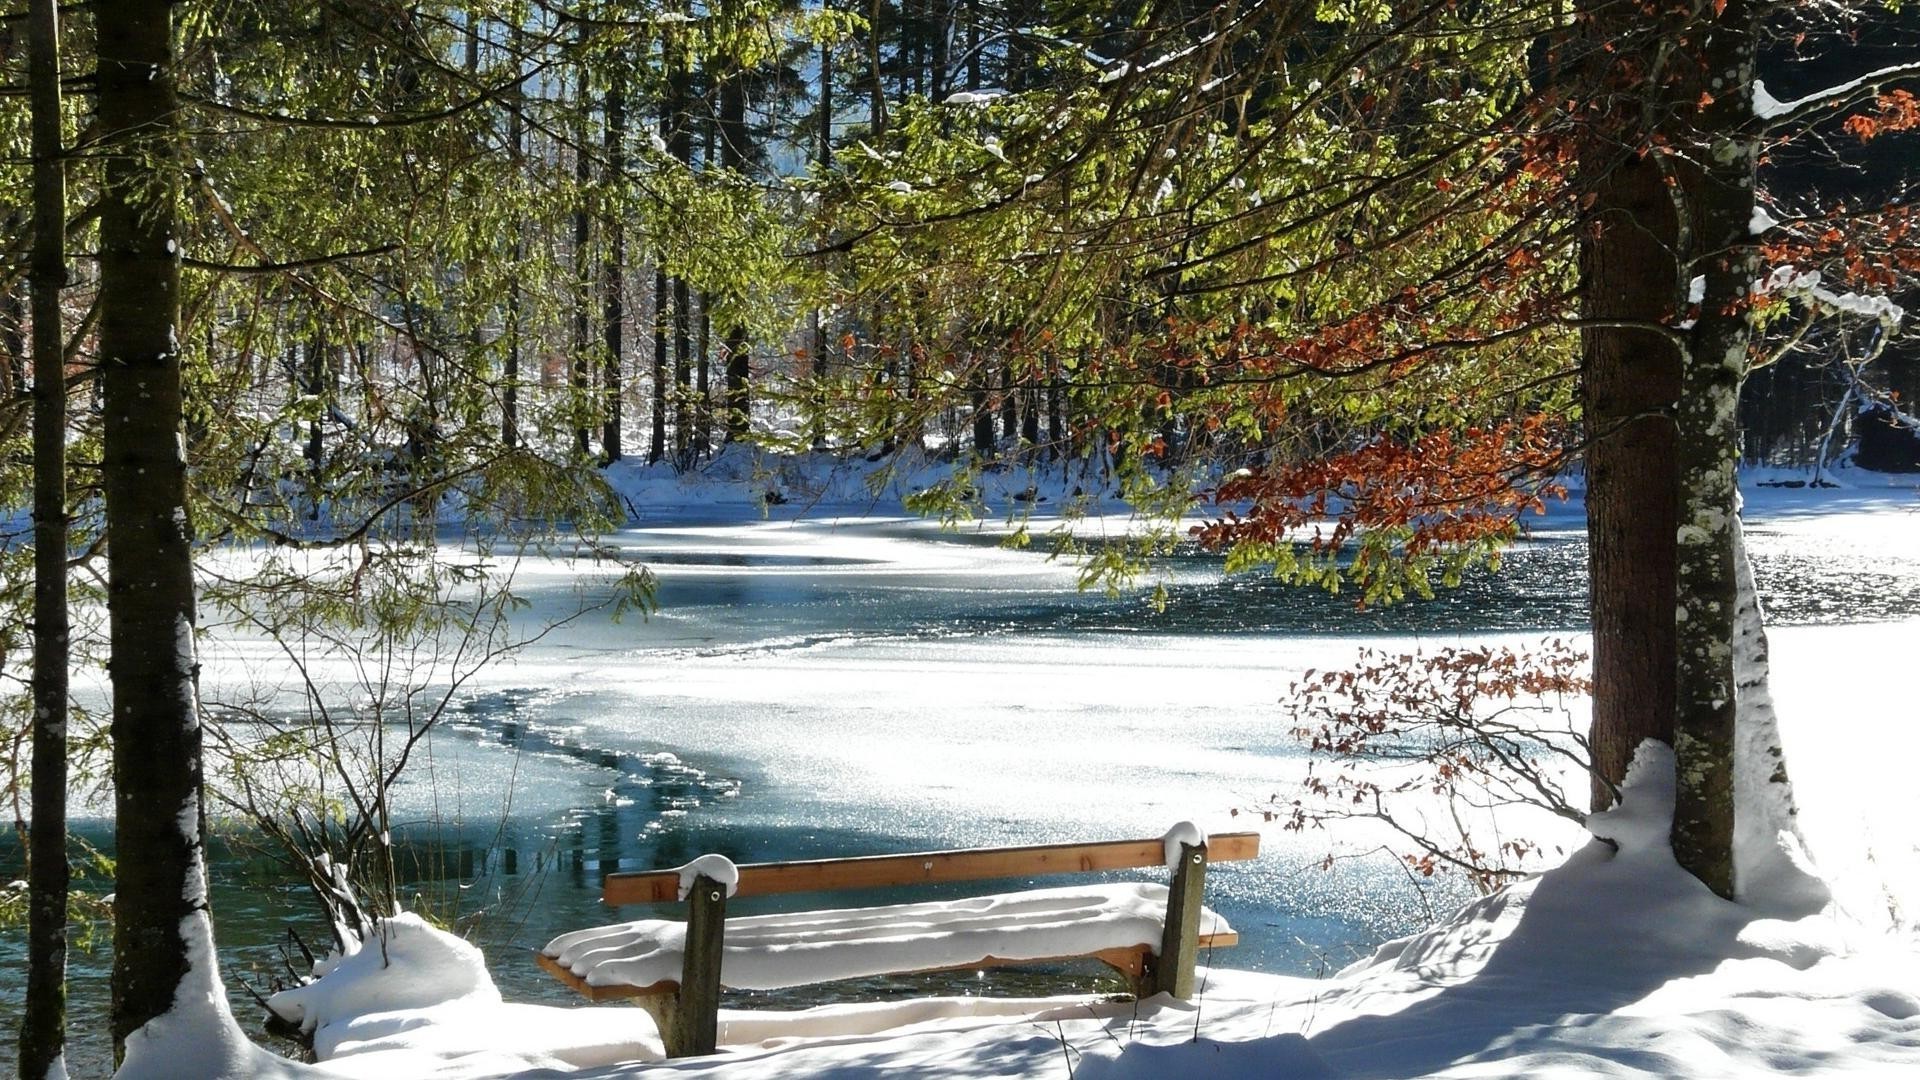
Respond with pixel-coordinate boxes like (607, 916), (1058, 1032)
(94, 454), (1920, 1078)
(114, 744), (1920, 1079)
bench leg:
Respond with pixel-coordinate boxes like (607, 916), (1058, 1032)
(635, 994), (688, 1058)
(655, 872), (728, 1057)
(1149, 841), (1207, 999)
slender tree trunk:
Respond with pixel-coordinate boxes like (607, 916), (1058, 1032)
(603, 66), (625, 463)
(651, 267), (668, 464)
(2, 223), (23, 399)
(696, 291), (712, 456)
(929, 0), (950, 101)
(811, 28), (833, 450)
(503, 22), (523, 450)
(722, 326), (750, 444)
(21, 1), (70, 1075)
(971, 347), (995, 456)
(1670, 0), (1761, 898)
(674, 276), (692, 466)
(305, 333), (326, 472)
(720, 70), (751, 443)
(572, 36), (594, 459)
(667, 22), (694, 467)
(1000, 355), (1017, 443)
(1046, 352), (1064, 460)
(868, 0), (887, 140)
(99, 0), (210, 1057)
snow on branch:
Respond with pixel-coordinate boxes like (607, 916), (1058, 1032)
(1759, 265), (1906, 329)
(1754, 61), (1920, 130)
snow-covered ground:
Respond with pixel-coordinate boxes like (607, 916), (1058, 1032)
(118, 745), (1920, 1079)
(94, 454), (1920, 1077)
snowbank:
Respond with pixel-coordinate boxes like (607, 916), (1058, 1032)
(189, 743), (1920, 1079)
(264, 914), (660, 1077)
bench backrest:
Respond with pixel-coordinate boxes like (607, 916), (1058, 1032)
(603, 831), (1261, 905)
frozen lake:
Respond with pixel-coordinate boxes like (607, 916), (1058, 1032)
(8, 489), (1919, 1074)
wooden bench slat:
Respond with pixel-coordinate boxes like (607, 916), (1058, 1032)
(603, 831), (1260, 906)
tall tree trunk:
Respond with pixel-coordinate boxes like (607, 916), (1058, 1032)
(1670, 0), (1761, 898)
(971, 347), (995, 457)
(1000, 355), (1018, 443)
(929, 0), (950, 101)
(1, 222), (22, 399)
(811, 26), (833, 450)
(572, 36), (594, 459)
(667, 21), (694, 467)
(720, 70), (751, 443)
(603, 66), (626, 463)
(673, 276), (692, 466)
(503, 21), (523, 450)
(651, 267), (668, 463)
(868, 0), (887, 140)
(99, 0), (210, 1057)
(1575, 11), (1683, 811)
(305, 333), (326, 473)
(697, 291), (712, 456)
(1046, 352), (1064, 461)
(21, 1), (69, 1075)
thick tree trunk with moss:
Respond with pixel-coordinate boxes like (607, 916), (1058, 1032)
(1670, 0), (1761, 899)
(21, 1), (69, 1075)
(99, 0), (210, 1057)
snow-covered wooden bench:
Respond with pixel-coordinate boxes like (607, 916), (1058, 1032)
(536, 825), (1258, 1057)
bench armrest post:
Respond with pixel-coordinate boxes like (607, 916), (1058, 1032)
(669, 873), (728, 1057)
(1150, 841), (1207, 999)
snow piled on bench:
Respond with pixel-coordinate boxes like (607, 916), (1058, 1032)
(1161, 820), (1206, 868)
(676, 853), (741, 900)
(543, 882), (1231, 993)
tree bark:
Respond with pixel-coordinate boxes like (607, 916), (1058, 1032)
(603, 65), (626, 463)
(720, 70), (751, 443)
(2, 223), (22, 399)
(674, 274), (693, 466)
(971, 349), (996, 456)
(811, 26), (833, 451)
(667, 21), (694, 468)
(21, 0), (69, 1075)
(572, 34), (594, 459)
(652, 266), (668, 464)
(697, 291), (711, 455)
(503, 20), (523, 450)
(1576, 26), (1683, 810)
(1670, 0), (1761, 898)
(99, 0), (210, 1057)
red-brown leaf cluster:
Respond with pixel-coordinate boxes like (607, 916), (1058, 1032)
(1190, 415), (1569, 563)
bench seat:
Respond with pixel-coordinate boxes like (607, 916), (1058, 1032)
(539, 881), (1236, 999)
